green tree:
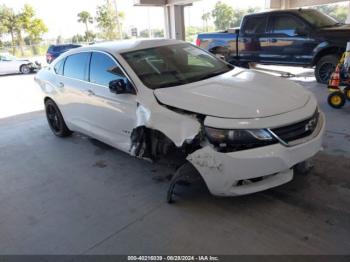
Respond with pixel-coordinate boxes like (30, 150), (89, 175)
(153, 28), (164, 38)
(211, 1), (234, 30)
(17, 4), (36, 55)
(185, 26), (203, 42)
(77, 11), (93, 41)
(14, 4), (47, 54)
(72, 34), (84, 43)
(0, 5), (21, 54)
(211, 3), (261, 30)
(201, 12), (211, 32)
(84, 30), (96, 42)
(315, 5), (347, 23)
(56, 35), (63, 44)
(140, 29), (149, 38)
(96, 0), (124, 40)
(27, 18), (47, 44)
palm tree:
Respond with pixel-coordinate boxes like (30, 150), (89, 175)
(201, 12), (211, 32)
(77, 11), (93, 41)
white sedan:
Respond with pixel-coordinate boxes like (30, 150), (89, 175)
(0, 53), (41, 75)
(35, 39), (325, 202)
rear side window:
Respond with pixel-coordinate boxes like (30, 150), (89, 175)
(63, 52), (90, 80)
(89, 52), (126, 87)
(243, 16), (267, 34)
(271, 15), (306, 36)
(54, 58), (65, 75)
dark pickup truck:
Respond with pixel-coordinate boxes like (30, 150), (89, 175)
(196, 9), (350, 83)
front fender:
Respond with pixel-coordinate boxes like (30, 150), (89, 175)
(311, 41), (343, 65)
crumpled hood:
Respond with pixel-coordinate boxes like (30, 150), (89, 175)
(154, 69), (311, 119)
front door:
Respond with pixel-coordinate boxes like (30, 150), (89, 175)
(239, 15), (269, 63)
(87, 51), (137, 152)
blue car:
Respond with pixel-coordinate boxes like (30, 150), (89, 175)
(46, 44), (81, 64)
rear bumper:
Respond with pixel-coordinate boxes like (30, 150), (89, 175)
(187, 112), (325, 196)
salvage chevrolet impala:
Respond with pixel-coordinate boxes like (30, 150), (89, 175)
(34, 39), (325, 202)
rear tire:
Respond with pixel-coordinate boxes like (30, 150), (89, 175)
(328, 92), (346, 109)
(315, 54), (339, 84)
(45, 99), (72, 137)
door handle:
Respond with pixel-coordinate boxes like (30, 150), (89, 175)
(85, 89), (95, 96)
(270, 38), (277, 43)
(58, 82), (64, 88)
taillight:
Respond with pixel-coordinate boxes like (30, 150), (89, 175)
(46, 54), (52, 63)
(196, 38), (201, 47)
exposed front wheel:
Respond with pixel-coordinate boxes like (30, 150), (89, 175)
(315, 54), (338, 84)
(45, 99), (72, 137)
(20, 64), (31, 74)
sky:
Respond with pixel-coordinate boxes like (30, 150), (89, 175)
(0, 0), (267, 39)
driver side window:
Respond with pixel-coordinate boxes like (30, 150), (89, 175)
(89, 52), (131, 89)
(271, 15), (307, 36)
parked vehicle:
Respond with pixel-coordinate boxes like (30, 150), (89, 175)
(196, 9), (350, 84)
(0, 53), (41, 75)
(46, 44), (81, 64)
(35, 39), (325, 201)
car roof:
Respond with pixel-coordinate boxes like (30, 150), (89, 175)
(51, 44), (81, 47)
(244, 8), (316, 17)
(64, 39), (185, 56)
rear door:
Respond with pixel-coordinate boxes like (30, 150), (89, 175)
(86, 51), (137, 151)
(0, 56), (9, 74)
(238, 15), (269, 63)
(267, 14), (317, 65)
(56, 52), (93, 133)
(0, 55), (19, 74)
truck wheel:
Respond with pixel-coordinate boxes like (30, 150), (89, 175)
(328, 92), (346, 109)
(315, 54), (338, 84)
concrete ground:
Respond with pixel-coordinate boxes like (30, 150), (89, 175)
(0, 69), (349, 255)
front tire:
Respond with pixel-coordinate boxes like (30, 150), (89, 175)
(20, 64), (31, 74)
(45, 99), (72, 137)
(315, 54), (338, 84)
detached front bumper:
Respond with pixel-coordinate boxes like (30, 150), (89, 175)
(29, 62), (42, 71)
(187, 112), (325, 196)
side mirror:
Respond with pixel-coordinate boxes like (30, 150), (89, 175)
(109, 79), (127, 94)
(109, 79), (135, 94)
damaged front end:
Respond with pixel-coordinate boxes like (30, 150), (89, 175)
(129, 103), (207, 202)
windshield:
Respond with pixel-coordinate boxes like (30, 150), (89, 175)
(299, 9), (339, 28)
(121, 43), (233, 89)
(0, 53), (16, 61)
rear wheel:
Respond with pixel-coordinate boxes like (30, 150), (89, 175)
(45, 99), (72, 137)
(328, 92), (346, 109)
(315, 54), (338, 84)
(20, 64), (31, 74)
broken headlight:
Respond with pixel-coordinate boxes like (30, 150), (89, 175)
(205, 127), (278, 152)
